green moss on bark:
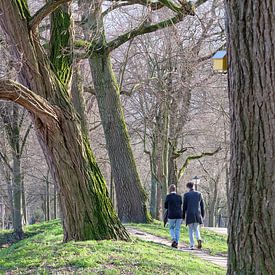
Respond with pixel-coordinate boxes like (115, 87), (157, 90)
(49, 5), (73, 87)
(15, 0), (30, 20)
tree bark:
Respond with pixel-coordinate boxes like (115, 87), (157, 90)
(226, 0), (275, 273)
(0, 0), (129, 241)
(45, 172), (50, 221)
(53, 182), (57, 220)
(89, 51), (149, 223)
(21, 179), (27, 225)
(149, 137), (158, 219)
(78, 0), (207, 223)
(79, 0), (150, 223)
(208, 177), (218, 227)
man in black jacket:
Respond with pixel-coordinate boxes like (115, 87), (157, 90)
(183, 182), (205, 249)
(164, 184), (183, 248)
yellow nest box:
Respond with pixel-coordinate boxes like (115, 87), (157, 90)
(212, 50), (227, 72)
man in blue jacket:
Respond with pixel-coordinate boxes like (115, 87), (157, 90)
(183, 182), (205, 249)
(164, 184), (183, 248)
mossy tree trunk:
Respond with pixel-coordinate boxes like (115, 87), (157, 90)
(79, 1), (149, 223)
(226, 0), (275, 273)
(79, 0), (202, 223)
(0, 0), (129, 241)
(89, 51), (149, 223)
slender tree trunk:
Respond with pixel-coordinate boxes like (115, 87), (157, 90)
(53, 183), (57, 220)
(12, 152), (23, 239)
(89, 51), (149, 223)
(150, 173), (158, 219)
(45, 173), (50, 221)
(168, 144), (179, 186)
(149, 139), (158, 219)
(154, 96), (170, 218)
(7, 177), (13, 223)
(1, 197), (5, 230)
(21, 180), (27, 225)
(156, 183), (162, 220)
(208, 179), (218, 227)
(160, 104), (169, 212)
(226, 0), (275, 273)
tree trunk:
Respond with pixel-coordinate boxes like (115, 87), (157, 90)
(168, 144), (179, 186)
(53, 183), (57, 220)
(45, 173), (50, 221)
(1, 196), (5, 230)
(89, 51), (149, 223)
(71, 61), (89, 135)
(0, 0), (129, 241)
(226, 0), (275, 273)
(110, 170), (115, 207)
(154, 96), (170, 218)
(79, 0), (150, 223)
(208, 178), (218, 227)
(149, 173), (158, 219)
(12, 149), (23, 239)
(21, 180), (27, 225)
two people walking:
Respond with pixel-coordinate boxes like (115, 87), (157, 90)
(164, 182), (205, 249)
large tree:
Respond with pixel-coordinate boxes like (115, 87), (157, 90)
(78, 0), (208, 222)
(0, 0), (129, 242)
(226, 0), (275, 273)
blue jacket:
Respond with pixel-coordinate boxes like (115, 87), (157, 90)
(183, 189), (205, 225)
(164, 193), (183, 219)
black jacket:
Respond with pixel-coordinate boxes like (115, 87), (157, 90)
(164, 193), (183, 219)
(182, 189), (205, 225)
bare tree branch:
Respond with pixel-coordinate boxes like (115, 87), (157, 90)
(107, 13), (184, 52)
(102, 2), (133, 17)
(29, 0), (72, 30)
(0, 151), (13, 172)
(106, 0), (207, 52)
(0, 80), (58, 122)
(177, 147), (221, 181)
(19, 123), (32, 158)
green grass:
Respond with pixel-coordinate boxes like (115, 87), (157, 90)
(0, 220), (225, 274)
(128, 220), (228, 256)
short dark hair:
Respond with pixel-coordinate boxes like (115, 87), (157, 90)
(186, 182), (194, 189)
(169, 184), (176, 193)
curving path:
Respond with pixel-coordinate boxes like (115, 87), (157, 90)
(127, 227), (227, 269)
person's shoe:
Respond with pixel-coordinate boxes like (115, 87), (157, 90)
(197, 240), (202, 249)
(171, 240), (177, 248)
(189, 246), (194, 250)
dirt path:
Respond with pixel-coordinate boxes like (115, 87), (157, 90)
(127, 227), (227, 269)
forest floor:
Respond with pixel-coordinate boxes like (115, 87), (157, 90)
(0, 220), (227, 274)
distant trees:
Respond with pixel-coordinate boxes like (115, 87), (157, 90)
(117, 0), (226, 219)
(226, 0), (275, 273)
(0, 104), (31, 239)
